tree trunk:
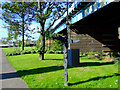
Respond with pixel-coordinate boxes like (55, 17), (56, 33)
(48, 39), (50, 50)
(22, 15), (24, 51)
(37, 1), (45, 60)
(63, 35), (68, 86)
(22, 3), (25, 51)
(39, 25), (45, 60)
(15, 38), (17, 51)
(63, 1), (69, 86)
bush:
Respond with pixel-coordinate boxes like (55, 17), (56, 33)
(36, 37), (41, 49)
(5, 48), (63, 56)
(31, 49), (36, 54)
(35, 50), (39, 53)
(6, 52), (12, 56)
(45, 50), (54, 54)
(49, 50), (55, 54)
(13, 51), (20, 55)
(50, 40), (63, 51)
(16, 51), (21, 55)
(46, 51), (49, 54)
(44, 48), (48, 53)
(55, 51), (62, 54)
(46, 50), (63, 54)
(26, 50), (31, 54)
(21, 50), (26, 55)
(6, 50), (21, 56)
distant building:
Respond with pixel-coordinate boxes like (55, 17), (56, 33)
(45, 39), (54, 45)
(0, 41), (10, 47)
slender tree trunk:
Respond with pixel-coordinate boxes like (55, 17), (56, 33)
(39, 25), (45, 60)
(63, 1), (69, 86)
(48, 39), (50, 50)
(22, 13), (24, 51)
(16, 38), (17, 47)
(63, 37), (68, 86)
(15, 38), (17, 51)
(22, 2), (25, 51)
(38, 1), (45, 60)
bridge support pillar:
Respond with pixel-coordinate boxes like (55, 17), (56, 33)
(68, 49), (79, 66)
(118, 27), (120, 54)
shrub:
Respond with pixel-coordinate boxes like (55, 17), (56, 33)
(31, 49), (36, 54)
(21, 50), (31, 54)
(50, 40), (63, 51)
(46, 51), (49, 54)
(55, 51), (60, 54)
(45, 50), (54, 54)
(6, 52), (12, 56)
(45, 50), (63, 54)
(5, 48), (63, 56)
(36, 37), (41, 49)
(44, 48), (48, 53)
(6, 51), (21, 56)
(26, 50), (31, 54)
(35, 50), (39, 53)
(12, 51), (16, 55)
(49, 50), (55, 54)
(14, 51), (20, 55)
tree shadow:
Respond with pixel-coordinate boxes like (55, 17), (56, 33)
(17, 66), (66, 77)
(72, 61), (115, 67)
(68, 73), (120, 86)
(0, 72), (19, 80)
(45, 59), (63, 60)
(17, 61), (115, 77)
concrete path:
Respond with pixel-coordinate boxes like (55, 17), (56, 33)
(0, 48), (29, 89)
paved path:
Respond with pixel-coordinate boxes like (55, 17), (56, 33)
(0, 48), (29, 89)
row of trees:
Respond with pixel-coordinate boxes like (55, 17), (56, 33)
(2, 1), (67, 60)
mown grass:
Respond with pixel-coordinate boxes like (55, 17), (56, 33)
(2, 46), (35, 55)
(2, 48), (119, 88)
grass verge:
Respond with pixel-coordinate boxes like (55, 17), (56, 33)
(2, 48), (119, 88)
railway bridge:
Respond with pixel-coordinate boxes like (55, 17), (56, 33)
(52, 1), (120, 65)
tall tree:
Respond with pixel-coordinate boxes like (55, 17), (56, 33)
(34, 2), (68, 60)
(2, 2), (35, 50)
(7, 28), (13, 41)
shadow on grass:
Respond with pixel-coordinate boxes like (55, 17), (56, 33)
(68, 73), (120, 86)
(17, 61), (114, 77)
(45, 59), (63, 60)
(73, 61), (115, 67)
(17, 66), (65, 77)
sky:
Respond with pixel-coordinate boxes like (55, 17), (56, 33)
(0, 1), (68, 41)
(0, 1), (8, 40)
(0, 1), (41, 41)
(0, 2), (8, 40)
(0, 1), (67, 41)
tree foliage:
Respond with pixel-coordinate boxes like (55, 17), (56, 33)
(2, 2), (35, 50)
(33, 2), (68, 60)
(36, 36), (41, 49)
(51, 39), (63, 51)
(25, 39), (31, 46)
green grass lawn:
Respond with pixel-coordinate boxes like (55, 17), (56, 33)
(2, 46), (35, 55)
(2, 48), (119, 88)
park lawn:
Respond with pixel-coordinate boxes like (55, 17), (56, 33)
(3, 51), (119, 88)
(2, 46), (35, 55)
